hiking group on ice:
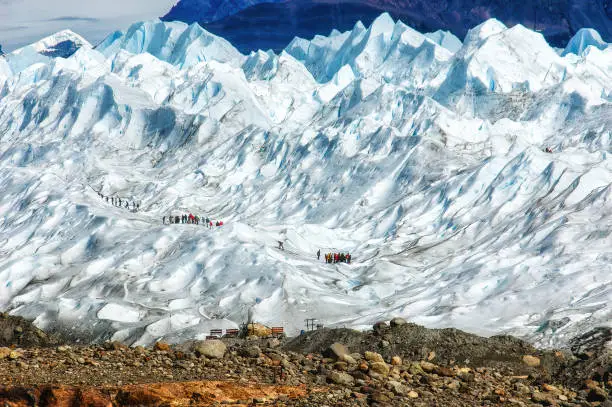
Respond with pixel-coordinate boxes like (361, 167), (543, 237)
(163, 214), (224, 227)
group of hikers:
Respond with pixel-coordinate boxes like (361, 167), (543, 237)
(97, 191), (139, 211)
(163, 214), (224, 228)
(317, 249), (351, 264)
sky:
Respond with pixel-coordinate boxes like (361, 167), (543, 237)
(0, 0), (178, 51)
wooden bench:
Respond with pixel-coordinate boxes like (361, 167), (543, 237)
(209, 329), (223, 338)
(271, 327), (284, 337)
(225, 328), (239, 337)
(205, 335), (218, 340)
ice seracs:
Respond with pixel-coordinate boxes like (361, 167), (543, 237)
(2, 30), (91, 76)
(96, 20), (245, 69)
(0, 16), (610, 348)
(562, 28), (610, 57)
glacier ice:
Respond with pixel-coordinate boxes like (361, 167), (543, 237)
(562, 28), (610, 57)
(0, 17), (610, 347)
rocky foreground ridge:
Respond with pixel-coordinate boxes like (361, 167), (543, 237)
(0, 313), (610, 406)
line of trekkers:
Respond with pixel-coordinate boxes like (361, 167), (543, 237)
(97, 191), (139, 211)
(163, 214), (224, 228)
(317, 249), (351, 264)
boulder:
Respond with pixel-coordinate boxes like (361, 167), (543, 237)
(391, 356), (402, 366)
(369, 362), (390, 375)
(364, 351), (384, 363)
(0, 347), (11, 359)
(324, 342), (349, 360)
(193, 340), (227, 359)
(247, 323), (272, 337)
(239, 345), (261, 358)
(153, 341), (170, 352)
(390, 317), (407, 327)
(387, 380), (409, 395)
(328, 371), (354, 386)
(372, 321), (387, 334)
(8, 350), (22, 360)
(420, 361), (436, 373)
(522, 355), (541, 367)
(340, 353), (357, 364)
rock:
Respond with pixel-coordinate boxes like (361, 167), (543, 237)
(193, 340), (227, 359)
(420, 361), (436, 373)
(370, 391), (391, 403)
(435, 366), (455, 377)
(390, 317), (407, 327)
(391, 356), (402, 366)
(247, 323), (272, 337)
(265, 338), (281, 348)
(239, 345), (261, 358)
(0, 347), (11, 359)
(77, 357), (85, 364)
(369, 362), (390, 375)
(387, 380), (409, 395)
(408, 363), (425, 375)
(558, 394), (568, 401)
(542, 384), (560, 393)
(359, 361), (369, 372)
(587, 387), (607, 402)
(14, 326), (23, 334)
(364, 351), (384, 363)
(407, 390), (419, 398)
(328, 371), (354, 386)
(381, 340), (390, 348)
(372, 321), (387, 334)
(522, 355), (541, 367)
(9, 350), (22, 360)
(324, 343), (349, 360)
(333, 361), (348, 371)
(153, 342), (170, 352)
(532, 391), (555, 405)
(340, 354), (356, 364)
(447, 380), (461, 390)
(427, 351), (436, 361)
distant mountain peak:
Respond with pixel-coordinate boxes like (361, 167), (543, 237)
(11, 30), (91, 58)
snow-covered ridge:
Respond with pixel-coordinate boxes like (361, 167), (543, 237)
(0, 15), (610, 347)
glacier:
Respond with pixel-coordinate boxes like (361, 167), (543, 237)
(0, 15), (610, 347)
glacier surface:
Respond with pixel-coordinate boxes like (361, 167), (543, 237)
(0, 16), (610, 347)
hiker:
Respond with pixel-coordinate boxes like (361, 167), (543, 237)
(545, 147), (553, 153)
(324, 253), (328, 263)
(278, 241), (284, 250)
(205, 217), (210, 225)
(163, 216), (166, 224)
(195, 215), (199, 225)
(209, 221), (213, 228)
(347, 253), (351, 264)
(219, 221), (223, 226)
(136, 203), (140, 210)
(125, 201), (129, 208)
(189, 214), (195, 224)
(317, 249), (320, 260)
(216, 221), (220, 227)
(175, 215), (180, 224)
(106, 197), (109, 203)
